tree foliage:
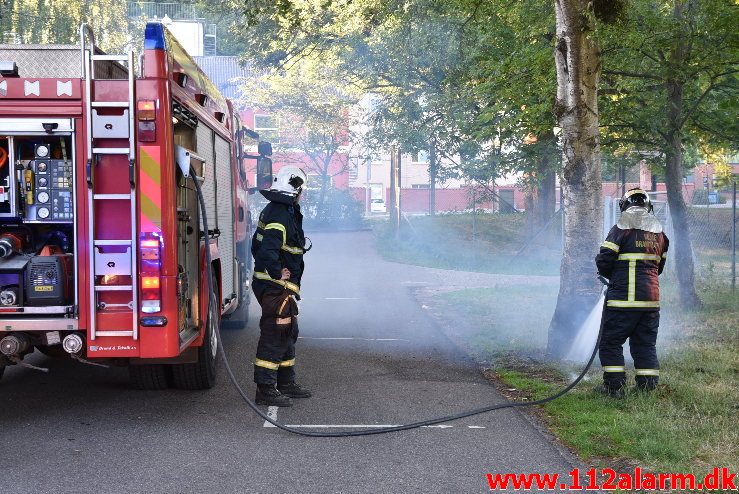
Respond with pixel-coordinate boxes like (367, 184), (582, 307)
(0, 0), (132, 52)
(240, 62), (361, 217)
(599, 0), (738, 307)
(233, 0), (565, 200)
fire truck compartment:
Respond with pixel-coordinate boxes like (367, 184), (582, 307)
(0, 122), (78, 322)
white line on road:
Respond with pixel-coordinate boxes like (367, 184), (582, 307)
(297, 337), (408, 341)
(263, 406), (279, 428)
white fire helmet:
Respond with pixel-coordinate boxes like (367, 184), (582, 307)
(270, 165), (308, 197)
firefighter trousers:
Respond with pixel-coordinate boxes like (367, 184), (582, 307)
(253, 289), (300, 386)
(599, 309), (660, 390)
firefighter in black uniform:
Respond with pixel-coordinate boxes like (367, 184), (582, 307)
(595, 188), (669, 397)
(251, 165), (312, 407)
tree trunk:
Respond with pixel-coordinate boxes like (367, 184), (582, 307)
(548, 0), (604, 359)
(388, 146), (399, 235)
(663, 0), (701, 308)
(429, 141), (437, 216)
(318, 171), (329, 220)
(525, 138), (557, 243)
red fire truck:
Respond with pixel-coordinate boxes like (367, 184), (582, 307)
(0, 23), (271, 389)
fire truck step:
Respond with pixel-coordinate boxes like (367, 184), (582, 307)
(93, 194), (132, 200)
(91, 102), (130, 108)
(92, 147), (130, 155)
(95, 331), (135, 337)
(91, 54), (129, 62)
(95, 285), (133, 291)
(94, 240), (132, 246)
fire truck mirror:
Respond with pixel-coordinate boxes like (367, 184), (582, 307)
(257, 141), (273, 157)
(242, 128), (260, 140)
(256, 157), (273, 190)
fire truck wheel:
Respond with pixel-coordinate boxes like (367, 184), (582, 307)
(171, 274), (219, 390)
(129, 364), (170, 390)
(0, 364), (5, 381)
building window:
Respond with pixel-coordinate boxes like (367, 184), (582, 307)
(254, 114), (279, 144)
(412, 150), (429, 164)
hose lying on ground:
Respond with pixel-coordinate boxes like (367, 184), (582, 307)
(193, 169), (605, 437)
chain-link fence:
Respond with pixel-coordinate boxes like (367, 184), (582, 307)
(605, 189), (738, 287)
(127, 2), (200, 20)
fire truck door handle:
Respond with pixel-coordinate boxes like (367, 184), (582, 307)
(129, 160), (135, 187)
(86, 159), (93, 188)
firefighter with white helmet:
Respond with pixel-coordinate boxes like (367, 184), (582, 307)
(251, 165), (312, 406)
(595, 188), (669, 398)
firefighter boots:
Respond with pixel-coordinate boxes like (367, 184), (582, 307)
(278, 382), (312, 398)
(595, 383), (626, 399)
(256, 384), (293, 407)
(635, 375), (658, 392)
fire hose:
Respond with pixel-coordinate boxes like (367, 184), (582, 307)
(192, 167), (607, 437)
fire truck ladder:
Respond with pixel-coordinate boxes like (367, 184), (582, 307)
(81, 25), (138, 341)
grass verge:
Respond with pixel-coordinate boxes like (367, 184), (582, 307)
(374, 213), (561, 275)
(434, 283), (739, 478)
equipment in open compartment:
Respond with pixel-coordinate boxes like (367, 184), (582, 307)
(24, 158), (73, 222)
(24, 250), (73, 306)
(0, 137), (13, 217)
(0, 256), (28, 307)
(0, 136), (74, 222)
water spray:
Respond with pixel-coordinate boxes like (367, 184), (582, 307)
(194, 169), (609, 436)
(566, 285), (608, 363)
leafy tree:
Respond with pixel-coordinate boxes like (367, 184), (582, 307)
(459, 1), (561, 228)
(0, 0), (132, 52)
(599, 0), (738, 308)
(708, 150), (736, 191)
(239, 62), (361, 218)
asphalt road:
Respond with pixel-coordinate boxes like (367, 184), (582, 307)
(1, 231), (577, 493)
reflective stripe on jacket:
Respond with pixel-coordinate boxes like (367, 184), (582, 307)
(251, 200), (305, 297)
(596, 225), (669, 310)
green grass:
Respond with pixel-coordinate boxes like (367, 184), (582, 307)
(435, 284), (739, 477)
(374, 213), (562, 275)
(440, 284), (558, 357)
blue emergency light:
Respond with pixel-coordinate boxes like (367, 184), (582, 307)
(144, 22), (167, 51)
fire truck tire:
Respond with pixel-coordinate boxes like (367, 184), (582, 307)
(0, 364), (5, 381)
(129, 364), (170, 390)
(171, 274), (219, 390)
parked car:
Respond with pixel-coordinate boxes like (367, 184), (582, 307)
(370, 199), (387, 213)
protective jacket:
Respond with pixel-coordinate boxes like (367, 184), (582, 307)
(251, 190), (306, 299)
(596, 207), (669, 311)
